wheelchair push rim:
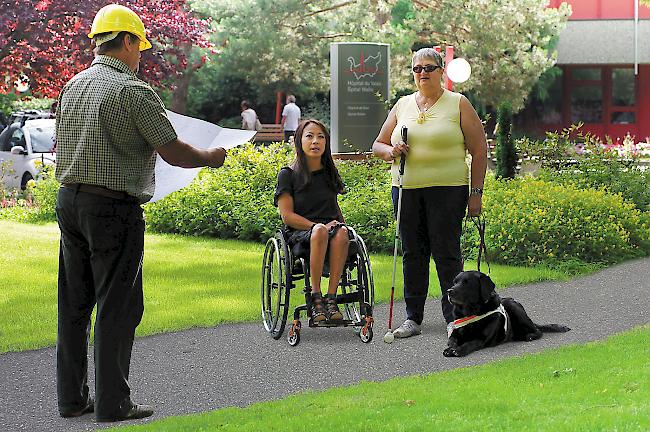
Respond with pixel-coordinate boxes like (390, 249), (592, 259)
(342, 229), (375, 337)
(261, 233), (292, 339)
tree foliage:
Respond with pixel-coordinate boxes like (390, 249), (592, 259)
(1, 0), (211, 97)
(394, 0), (571, 111)
(191, 0), (569, 119)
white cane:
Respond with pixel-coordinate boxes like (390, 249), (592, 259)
(384, 126), (407, 344)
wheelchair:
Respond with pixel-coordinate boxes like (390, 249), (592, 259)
(261, 226), (374, 346)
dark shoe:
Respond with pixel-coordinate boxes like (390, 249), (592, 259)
(311, 292), (326, 322)
(60, 397), (94, 418)
(97, 403), (154, 422)
(325, 295), (343, 321)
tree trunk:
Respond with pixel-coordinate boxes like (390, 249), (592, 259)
(170, 69), (193, 114)
(170, 42), (203, 114)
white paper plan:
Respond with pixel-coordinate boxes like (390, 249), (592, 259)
(150, 111), (256, 202)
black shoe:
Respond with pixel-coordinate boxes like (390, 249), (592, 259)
(60, 397), (94, 418)
(97, 403), (154, 422)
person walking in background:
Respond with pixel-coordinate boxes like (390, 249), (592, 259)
(281, 94), (301, 142)
(371, 47), (487, 339)
(241, 99), (260, 131)
(55, 3), (227, 423)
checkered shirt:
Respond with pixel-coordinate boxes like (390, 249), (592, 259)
(55, 55), (177, 203)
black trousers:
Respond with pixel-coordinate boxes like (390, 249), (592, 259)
(55, 187), (145, 419)
(392, 185), (467, 325)
(284, 130), (295, 142)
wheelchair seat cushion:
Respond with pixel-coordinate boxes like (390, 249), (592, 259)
(285, 224), (358, 260)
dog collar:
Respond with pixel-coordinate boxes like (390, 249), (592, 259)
(448, 304), (509, 337)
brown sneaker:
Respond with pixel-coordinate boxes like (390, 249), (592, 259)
(311, 292), (326, 322)
(325, 295), (343, 321)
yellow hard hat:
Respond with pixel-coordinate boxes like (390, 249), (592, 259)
(88, 4), (152, 51)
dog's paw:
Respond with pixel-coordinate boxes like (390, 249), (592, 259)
(443, 347), (460, 357)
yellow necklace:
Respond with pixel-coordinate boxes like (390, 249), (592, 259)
(416, 91), (441, 124)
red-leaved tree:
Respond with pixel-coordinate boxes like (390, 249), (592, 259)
(1, 0), (211, 99)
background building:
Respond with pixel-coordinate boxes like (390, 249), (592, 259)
(519, 0), (650, 141)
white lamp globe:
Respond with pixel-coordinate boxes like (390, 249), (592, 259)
(446, 58), (471, 83)
(14, 75), (30, 93)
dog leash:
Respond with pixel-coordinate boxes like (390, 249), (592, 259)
(462, 214), (491, 275)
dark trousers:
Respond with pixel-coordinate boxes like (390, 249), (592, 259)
(392, 185), (467, 324)
(55, 187), (145, 419)
(284, 130), (295, 142)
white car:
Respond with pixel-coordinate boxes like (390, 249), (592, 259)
(0, 118), (56, 190)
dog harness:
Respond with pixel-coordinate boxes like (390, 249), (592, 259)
(448, 304), (509, 338)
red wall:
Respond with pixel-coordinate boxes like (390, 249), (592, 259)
(548, 0), (650, 19)
(637, 65), (650, 141)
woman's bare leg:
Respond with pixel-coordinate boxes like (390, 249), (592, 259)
(326, 226), (349, 295)
(309, 224), (328, 293)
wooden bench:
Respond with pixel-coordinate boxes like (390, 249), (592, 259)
(253, 124), (284, 143)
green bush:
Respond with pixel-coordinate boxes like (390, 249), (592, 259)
(482, 176), (650, 266)
(5, 144), (648, 268)
(537, 147), (650, 212)
(145, 143), (294, 241)
(0, 164), (58, 223)
(12, 97), (56, 112)
(29, 165), (59, 221)
(337, 159), (393, 252)
(145, 144), (398, 251)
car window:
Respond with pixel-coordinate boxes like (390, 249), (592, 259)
(0, 126), (15, 151)
(10, 129), (26, 149)
(29, 125), (56, 153)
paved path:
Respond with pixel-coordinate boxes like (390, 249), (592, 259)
(2, 258), (650, 431)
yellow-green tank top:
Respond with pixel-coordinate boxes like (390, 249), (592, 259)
(390, 90), (469, 188)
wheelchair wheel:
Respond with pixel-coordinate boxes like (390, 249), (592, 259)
(359, 324), (373, 343)
(287, 320), (301, 346)
(261, 232), (292, 339)
(342, 232), (375, 333)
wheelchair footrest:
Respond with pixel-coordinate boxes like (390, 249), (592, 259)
(308, 319), (358, 328)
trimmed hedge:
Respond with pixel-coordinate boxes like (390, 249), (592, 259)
(145, 144), (649, 266)
(537, 150), (650, 212)
(482, 176), (650, 266)
(3, 143), (649, 268)
(144, 143), (396, 253)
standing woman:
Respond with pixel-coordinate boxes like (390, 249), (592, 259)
(372, 47), (487, 338)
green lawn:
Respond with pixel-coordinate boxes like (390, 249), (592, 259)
(1, 221), (578, 353)
(113, 324), (650, 432)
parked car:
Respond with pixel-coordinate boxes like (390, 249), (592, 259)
(0, 118), (56, 190)
(7, 109), (54, 124)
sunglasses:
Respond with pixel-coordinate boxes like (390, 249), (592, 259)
(412, 64), (440, 73)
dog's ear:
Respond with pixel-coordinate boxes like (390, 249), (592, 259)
(479, 273), (496, 302)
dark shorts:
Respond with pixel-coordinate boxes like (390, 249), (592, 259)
(286, 223), (350, 258)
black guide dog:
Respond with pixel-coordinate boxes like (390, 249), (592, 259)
(444, 270), (571, 357)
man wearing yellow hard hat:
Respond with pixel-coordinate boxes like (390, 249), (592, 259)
(55, 4), (226, 423)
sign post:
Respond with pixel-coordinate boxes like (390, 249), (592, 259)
(330, 42), (390, 153)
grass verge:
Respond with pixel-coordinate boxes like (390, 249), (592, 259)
(1, 221), (586, 353)
(113, 324), (650, 432)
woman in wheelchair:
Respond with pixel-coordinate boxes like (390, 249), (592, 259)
(274, 119), (348, 322)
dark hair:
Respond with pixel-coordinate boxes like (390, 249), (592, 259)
(240, 100), (250, 109)
(291, 119), (344, 193)
(96, 31), (137, 54)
